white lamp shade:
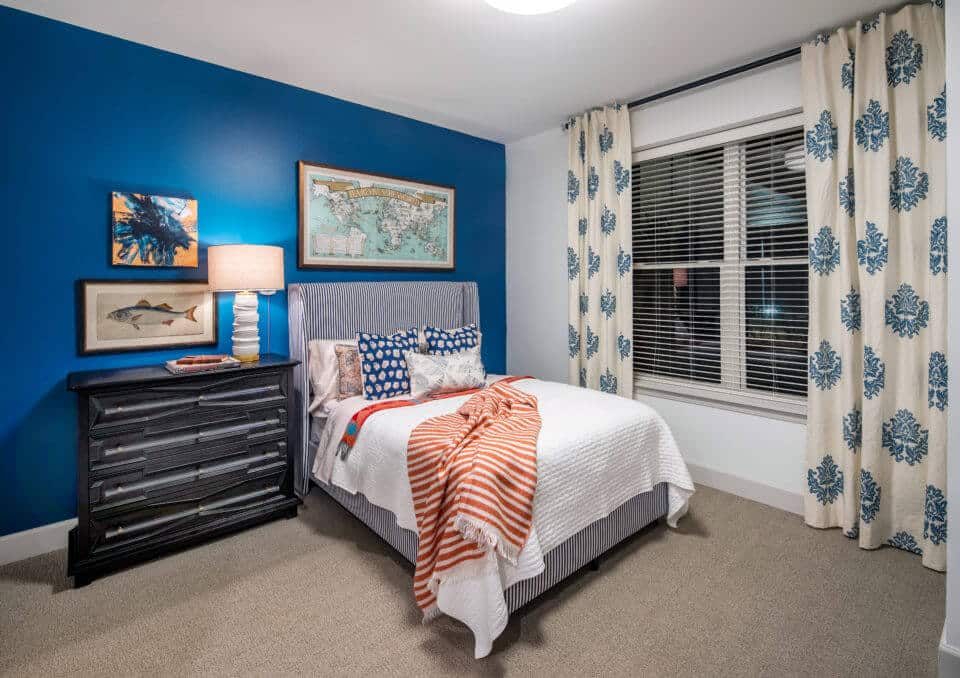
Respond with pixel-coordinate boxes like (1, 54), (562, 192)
(208, 245), (284, 292)
(485, 0), (576, 14)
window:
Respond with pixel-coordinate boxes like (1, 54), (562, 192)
(632, 121), (807, 418)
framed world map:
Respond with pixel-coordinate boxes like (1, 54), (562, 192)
(297, 161), (455, 270)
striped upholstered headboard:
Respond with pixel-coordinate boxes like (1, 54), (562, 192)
(287, 281), (480, 495)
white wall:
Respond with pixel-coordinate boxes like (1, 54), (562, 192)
(630, 59), (801, 149)
(506, 127), (569, 383)
(633, 395), (804, 509)
(941, 0), (960, 672)
(505, 59), (808, 506)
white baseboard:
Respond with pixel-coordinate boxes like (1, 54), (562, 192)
(687, 463), (803, 515)
(0, 518), (76, 567)
(940, 628), (960, 677)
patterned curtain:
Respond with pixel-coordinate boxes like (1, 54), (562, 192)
(803, 2), (947, 570)
(566, 105), (633, 396)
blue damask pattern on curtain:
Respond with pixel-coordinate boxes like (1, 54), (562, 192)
(803, 2), (947, 571)
(566, 105), (633, 396)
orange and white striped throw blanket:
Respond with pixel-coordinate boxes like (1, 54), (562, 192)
(407, 379), (542, 617)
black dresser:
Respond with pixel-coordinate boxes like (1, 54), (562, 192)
(66, 355), (300, 586)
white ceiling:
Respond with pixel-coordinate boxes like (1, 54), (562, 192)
(5, 0), (897, 143)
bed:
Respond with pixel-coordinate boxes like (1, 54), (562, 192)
(288, 280), (693, 657)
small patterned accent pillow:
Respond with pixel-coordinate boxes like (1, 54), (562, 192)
(334, 344), (363, 400)
(405, 346), (486, 398)
(306, 339), (355, 414)
(356, 328), (419, 400)
(423, 323), (480, 355)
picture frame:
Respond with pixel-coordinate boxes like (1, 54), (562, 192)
(297, 161), (455, 270)
(111, 192), (199, 268)
(77, 280), (217, 356)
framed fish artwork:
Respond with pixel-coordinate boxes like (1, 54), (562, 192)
(111, 192), (199, 268)
(78, 280), (217, 355)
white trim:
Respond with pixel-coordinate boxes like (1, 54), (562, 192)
(940, 627), (960, 677)
(0, 518), (76, 567)
(635, 379), (807, 422)
(688, 463), (803, 515)
(632, 110), (804, 162)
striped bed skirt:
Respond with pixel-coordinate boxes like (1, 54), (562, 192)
(315, 479), (669, 612)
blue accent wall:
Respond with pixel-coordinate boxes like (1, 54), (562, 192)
(0, 7), (505, 537)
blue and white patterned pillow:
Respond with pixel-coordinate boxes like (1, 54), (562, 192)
(423, 323), (480, 355)
(356, 328), (419, 400)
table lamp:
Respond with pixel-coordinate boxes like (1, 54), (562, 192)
(207, 244), (284, 362)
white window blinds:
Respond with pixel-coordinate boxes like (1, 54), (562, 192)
(632, 122), (808, 418)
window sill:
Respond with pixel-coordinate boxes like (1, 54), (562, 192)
(633, 379), (807, 424)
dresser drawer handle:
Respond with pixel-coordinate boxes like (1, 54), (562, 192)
(197, 418), (279, 443)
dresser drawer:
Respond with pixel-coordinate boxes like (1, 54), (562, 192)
(88, 469), (289, 555)
(88, 440), (287, 510)
(89, 434), (287, 482)
(88, 404), (286, 471)
(88, 370), (286, 432)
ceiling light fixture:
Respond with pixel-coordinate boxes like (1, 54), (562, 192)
(484, 0), (577, 15)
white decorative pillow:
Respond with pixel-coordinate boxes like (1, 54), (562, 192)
(405, 346), (486, 398)
(307, 339), (356, 414)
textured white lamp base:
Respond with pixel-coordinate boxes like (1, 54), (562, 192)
(232, 291), (260, 362)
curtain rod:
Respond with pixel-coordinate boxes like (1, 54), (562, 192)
(627, 47), (801, 110)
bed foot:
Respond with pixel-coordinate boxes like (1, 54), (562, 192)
(589, 558), (600, 571)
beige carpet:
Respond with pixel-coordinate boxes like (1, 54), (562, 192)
(0, 485), (944, 677)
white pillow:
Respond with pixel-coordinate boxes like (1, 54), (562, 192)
(405, 346), (486, 399)
(307, 339), (355, 414)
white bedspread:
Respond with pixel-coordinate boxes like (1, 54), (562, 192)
(312, 377), (694, 658)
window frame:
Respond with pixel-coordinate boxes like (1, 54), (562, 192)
(631, 112), (808, 422)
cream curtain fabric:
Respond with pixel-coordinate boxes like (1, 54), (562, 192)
(566, 105), (633, 396)
(803, 3), (947, 570)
